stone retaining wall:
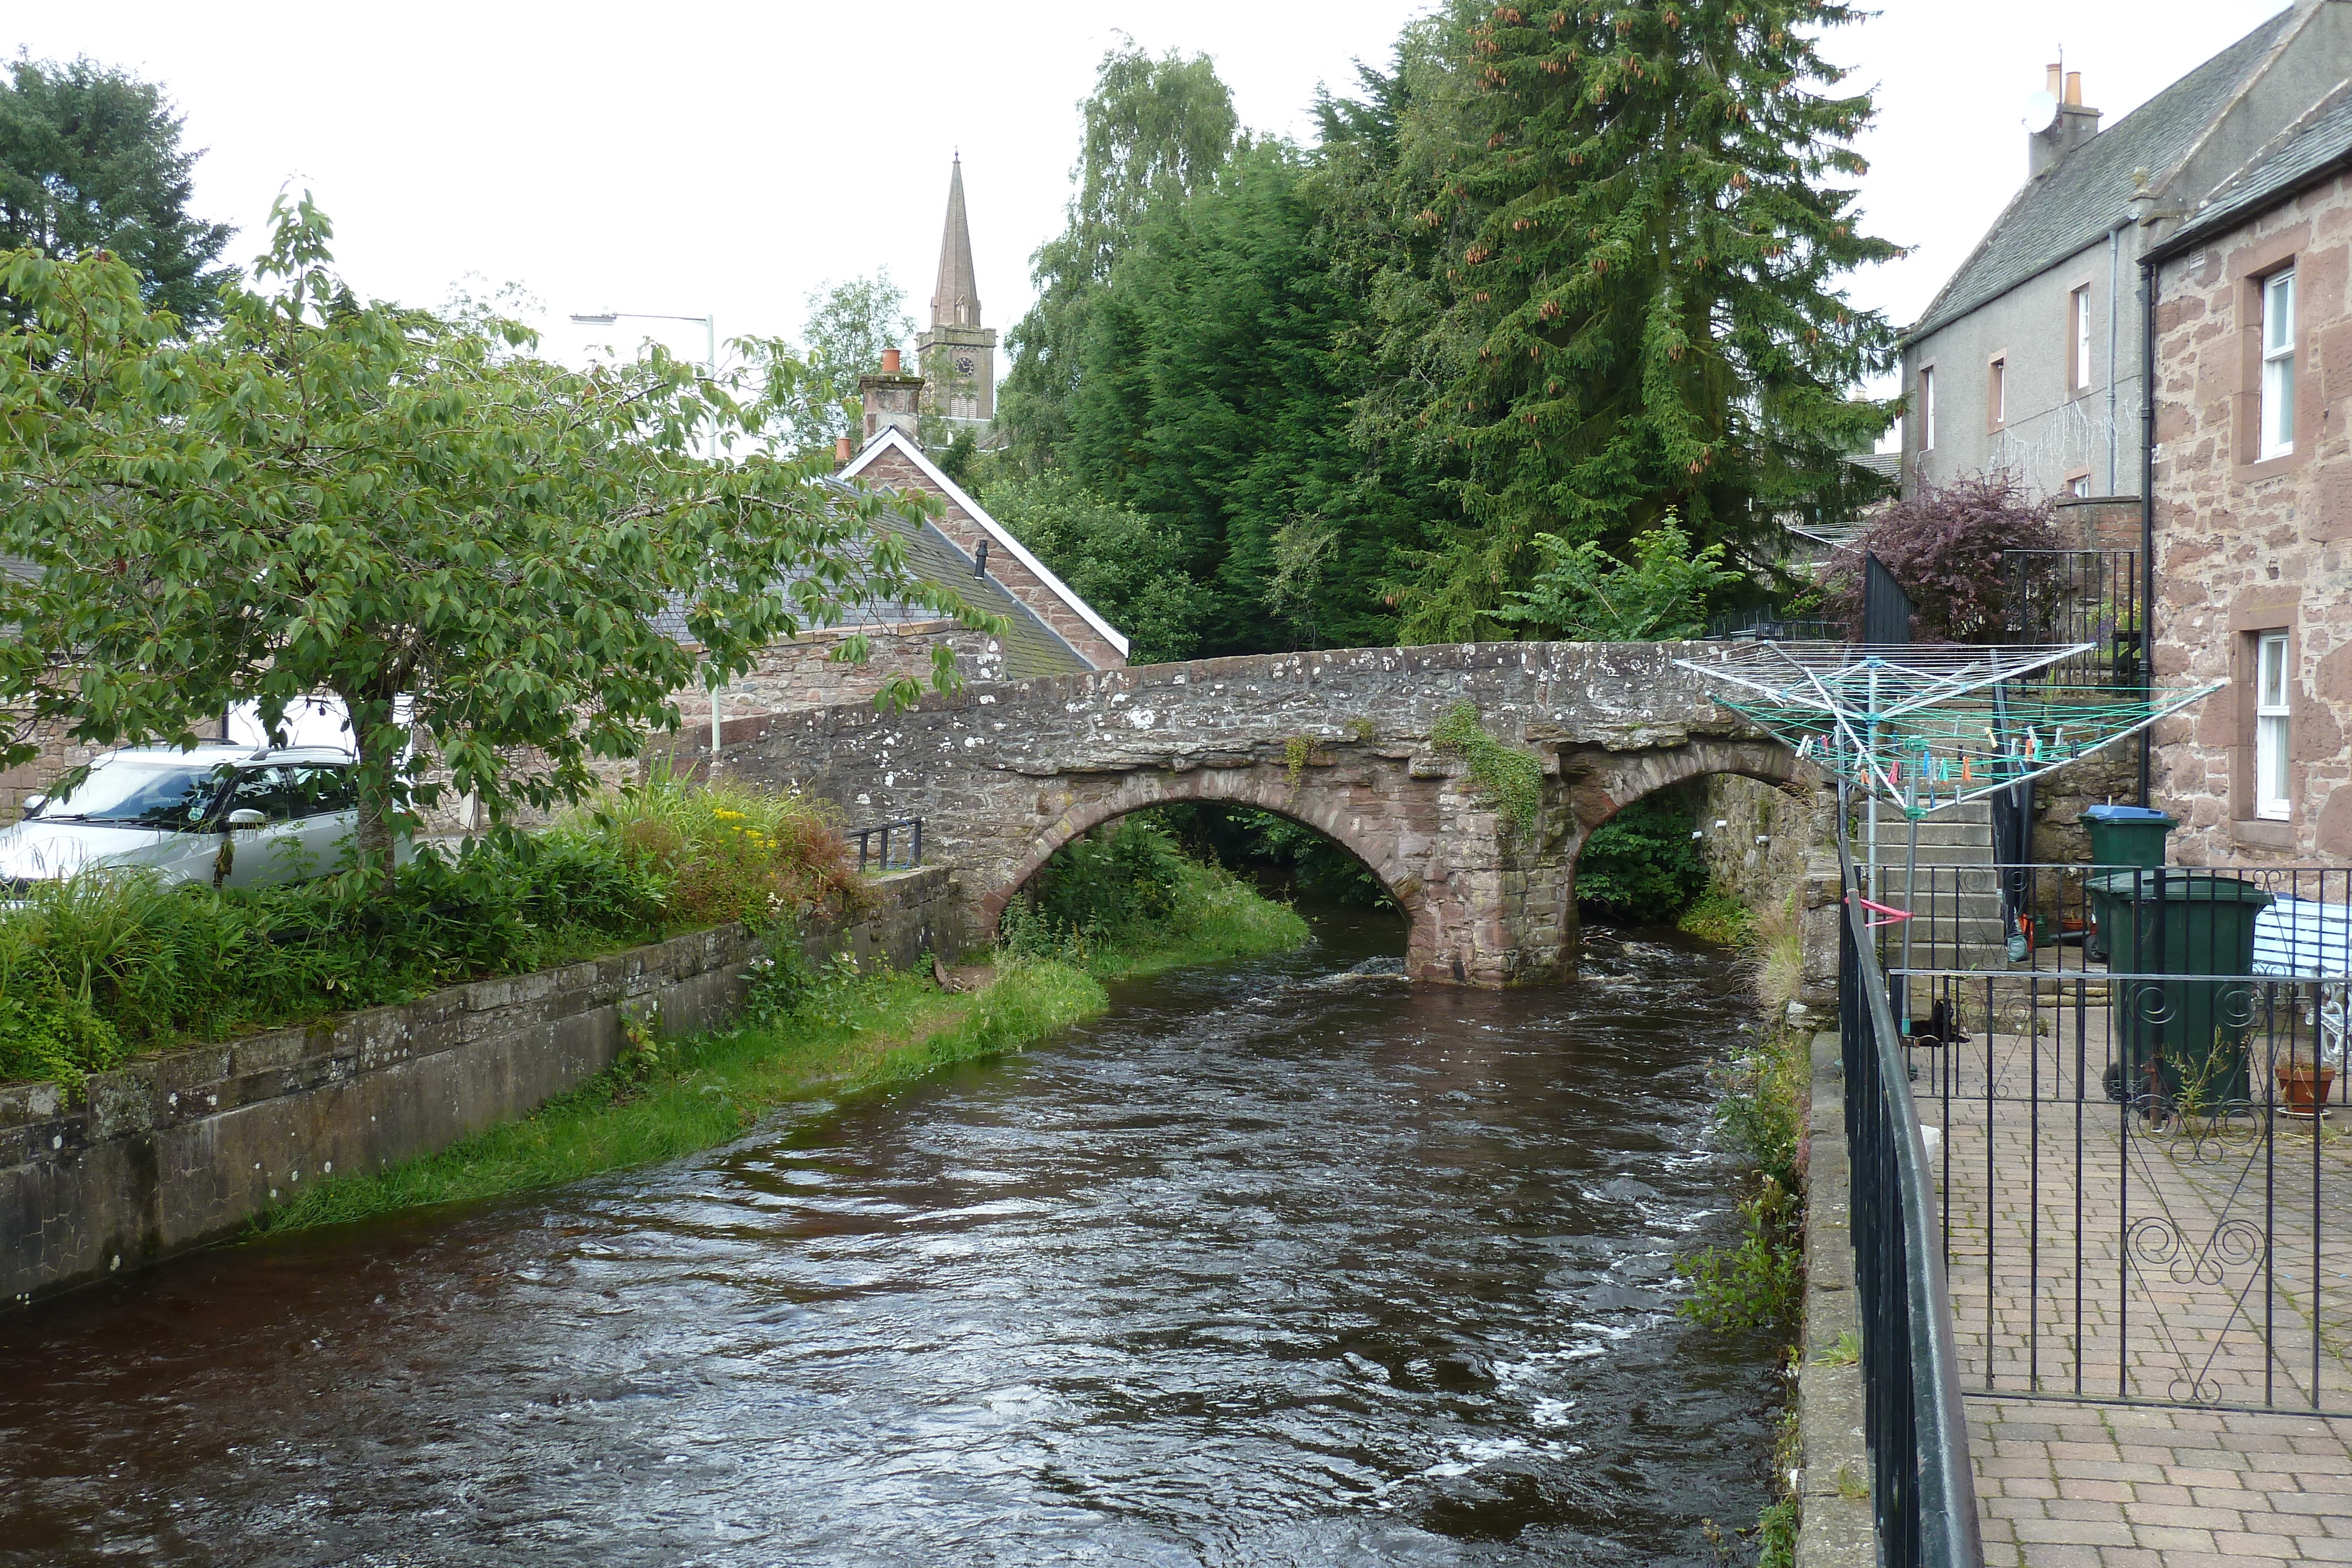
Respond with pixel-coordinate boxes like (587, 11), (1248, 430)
(1796, 1028), (1875, 1565)
(0, 866), (963, 1309)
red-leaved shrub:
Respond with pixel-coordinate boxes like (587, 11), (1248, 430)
(1822, 475), (2062, 643)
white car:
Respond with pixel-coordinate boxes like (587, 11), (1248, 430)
(1, 744), (390, 895)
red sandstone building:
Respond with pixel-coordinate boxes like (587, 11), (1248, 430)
(2144, 87), (2352, 863)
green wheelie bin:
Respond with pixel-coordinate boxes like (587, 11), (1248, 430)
(2081, 804), (2176, 962)
(2088, 868), (2272, 1111)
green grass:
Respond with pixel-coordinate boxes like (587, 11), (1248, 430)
(246, 862), (1310, 1238)
(249, 957), (1106, 1236)
(1055, 863), (1314, 981)
(1675, 885), (1755, 947)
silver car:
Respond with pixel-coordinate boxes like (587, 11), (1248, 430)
(1, 745), (386, 894)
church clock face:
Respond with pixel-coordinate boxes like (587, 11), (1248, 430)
(955, 356), (975, 376)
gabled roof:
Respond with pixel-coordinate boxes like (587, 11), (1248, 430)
(652, 491), (1093, 682)
(840, 426), (1131, 660)
(1906, 9), (2298, 343)
(2150, 86), (2352, 259)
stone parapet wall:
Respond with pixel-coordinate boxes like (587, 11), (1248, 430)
(0, 867), (963, 1308)
(674, 621), (1011, 727)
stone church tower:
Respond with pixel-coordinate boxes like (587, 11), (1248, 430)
(916, 156), (995, 427)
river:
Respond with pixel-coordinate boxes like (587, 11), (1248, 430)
(0, 908), (1781, 1566)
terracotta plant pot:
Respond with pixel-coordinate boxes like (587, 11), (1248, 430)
(2276, 1064), (2337, 1114)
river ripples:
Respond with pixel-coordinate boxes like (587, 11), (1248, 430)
(0, 910), (1780, 1566)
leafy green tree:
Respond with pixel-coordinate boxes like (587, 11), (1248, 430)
(1492, 514), (1738, 640)
(0, 56), (233, 325)
(978, 470), (1208, 664)
(746, 269), (913, 459)
(1057, 139), (1432, 653)
(1382, 0), (1900, 639)
(999, 45), (1240, 473)
(0, 199), (994, 888)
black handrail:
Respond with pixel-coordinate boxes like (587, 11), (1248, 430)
(851, 818), (923, 874)
(1839, 815), (1985, 1568)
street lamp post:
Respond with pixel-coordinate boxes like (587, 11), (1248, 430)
(570, 309), (727, 759)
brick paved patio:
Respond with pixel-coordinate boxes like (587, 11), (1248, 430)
(1912, 979), (2352, 1563)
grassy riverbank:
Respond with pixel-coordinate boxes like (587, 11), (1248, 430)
(250, 842), (1309, 1238)
(249, 956), (1107, 1235)
(1673, 886), (1810, 1567)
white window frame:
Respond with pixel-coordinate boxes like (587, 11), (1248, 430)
(2071, 285), (2092, 392)
(2255, 631), (2291, 821)
(1918, 365), (1935, 452)
(2261, 269), (2296, 459)
(1989, 353), (2007, 429)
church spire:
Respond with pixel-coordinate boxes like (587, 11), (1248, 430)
(930, 155), (981, 329)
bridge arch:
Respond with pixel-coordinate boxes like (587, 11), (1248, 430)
(1562, 735), (1805, 855)
(984, 765), (1428, 951)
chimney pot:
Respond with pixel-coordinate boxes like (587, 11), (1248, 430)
(2064, 71), (2082, 106)
(881, 347), (901, 374)
(836, 436), (853, 466)
(2046, 62), (2063, 96)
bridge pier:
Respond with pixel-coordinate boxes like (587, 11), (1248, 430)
(699, 641), (1802, 988)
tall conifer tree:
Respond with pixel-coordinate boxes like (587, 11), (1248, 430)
(1388, 0), (1899, 640)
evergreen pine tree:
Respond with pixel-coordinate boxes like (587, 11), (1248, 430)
(1388, 0), (1900, 640)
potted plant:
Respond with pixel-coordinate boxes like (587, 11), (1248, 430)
(2277, 1025), (2337, 1116)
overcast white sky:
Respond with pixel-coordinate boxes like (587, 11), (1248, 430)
(16, 0), (2297, 381)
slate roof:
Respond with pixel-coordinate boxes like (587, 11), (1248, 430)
(2151, 88), (2352, 259)
(652, 493), (1091, 682)
(1906, 10), (2296, 342)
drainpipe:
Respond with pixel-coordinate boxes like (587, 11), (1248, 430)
(2137, 254), (2158, 808)
(2105, 223), (2124, 493)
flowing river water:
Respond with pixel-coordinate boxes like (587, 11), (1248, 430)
(0, 909), (1782, 1566)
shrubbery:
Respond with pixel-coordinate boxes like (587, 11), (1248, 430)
(1001, 816), (1310, 970)
(1575, 795), (1709, 922)
(0, 776), (858, 1094)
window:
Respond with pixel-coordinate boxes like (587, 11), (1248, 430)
(2064, 471), (2091, 498)
(1917, 366), (1935, 452)
(2261, 269), (2295, 459)
(1988, 355), (2007, 429)
(2070, 285), (2092, 391)
(2255, 631), (2291, 820)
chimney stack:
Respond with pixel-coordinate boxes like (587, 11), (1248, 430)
(2029, 64), (2103, 179)
(858, 347), (925, 443)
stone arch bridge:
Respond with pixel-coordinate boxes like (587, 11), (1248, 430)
(704, 641), (1803, 987)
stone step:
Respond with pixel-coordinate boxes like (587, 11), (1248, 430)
(1867, 823), (1995, 849)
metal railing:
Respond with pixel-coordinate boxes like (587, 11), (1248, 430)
(1703, 606), (1845, 641)
(851, 818), (923, 874)
(1839, 832), (1987, 1567)
(2003, 549), (2140, 690)
(1881, 861), (2352, 1416)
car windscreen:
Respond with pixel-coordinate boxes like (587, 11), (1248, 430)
(35, 760), (232, 831)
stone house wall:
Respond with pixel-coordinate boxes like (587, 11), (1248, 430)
(2148, 166), (2352, 863)
(0, 717), (92, 828)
